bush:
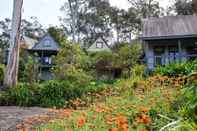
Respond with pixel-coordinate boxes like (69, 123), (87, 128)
(131, 64), (146, 78)
(39, 80), (68, 108)
(53, 43), (92, 85)
(155, 60), (197, 77)
(180, 77), (197, 123)
(19, 54), (39, 83)
(0, 64), (5, 85)
(0, 79), (110, 108)
(5, 83), (38, 106)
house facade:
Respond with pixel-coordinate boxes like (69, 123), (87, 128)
(87, 37), (111, 52)
(141, 15), (197, 70)
(27, 34), (60, 80)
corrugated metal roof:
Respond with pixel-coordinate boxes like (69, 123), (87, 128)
(142, 15), (197, 40)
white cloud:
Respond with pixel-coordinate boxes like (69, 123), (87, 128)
(41, 0), (49, 4)
(109, 0), (172, 10)
(109, 0), (130, 10)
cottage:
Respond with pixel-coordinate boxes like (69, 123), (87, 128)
(141, 15), (197, 70)
(28, 34), (60, 80)
(87, 37), (111, 52)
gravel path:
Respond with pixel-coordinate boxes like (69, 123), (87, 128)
(0, 106), (50, 131)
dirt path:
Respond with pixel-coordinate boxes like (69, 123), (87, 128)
(0, 106), (51, 131)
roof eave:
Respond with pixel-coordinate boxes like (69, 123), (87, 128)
(27, 48), (59, 52)
(141, 34), (197, 41)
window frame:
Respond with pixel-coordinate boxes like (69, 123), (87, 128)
(96, 42), (104, 48)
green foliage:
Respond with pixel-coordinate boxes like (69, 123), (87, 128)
(155, 60), (197, 76)
(47, 27), (67, 47)
(39, 80), (68, 108)
(5, 83), (38, 106)
(91, 44), (142, 79)
(0, 80), (110, 108)
(155, 62), (187, 76)
(0, 64), (5, 84)
(131, 64), (146, 78)
(180, 77), (197, 123)
(53, 42), (92, 85)
(116, 44), (142, 67)
(173, 0), (194, 15)
(114, 77), (142, 97)
(19, 49), (39, 83)
(91, 51), (114, 69)
(155, 62), (197, 128)
(115, 43), (142, 78)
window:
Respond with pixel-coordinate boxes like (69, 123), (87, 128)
(43, 40), (51, 47)
(154, 47), (165, 66)
(169, 46), (179, 63)
(96, 42), (103, 48)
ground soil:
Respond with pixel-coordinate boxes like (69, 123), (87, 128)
(0, 106), (51, 131)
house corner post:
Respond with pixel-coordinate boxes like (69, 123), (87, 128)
(178, 40), (182, 63)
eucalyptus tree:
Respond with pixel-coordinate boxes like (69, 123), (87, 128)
(60, 0), (87, 43)
(21, 17), (45, 39)
(4, 0), (23, 88)
(60, 0), (114, 47)
(173, 0), (193, 15)
(127, 0), (163, 18)
(0, 18), (11, 50)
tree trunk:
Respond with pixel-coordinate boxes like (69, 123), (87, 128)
(192, 0), (197, 13)
(68, 0), (77, 43)
(3, 0), (23, 88)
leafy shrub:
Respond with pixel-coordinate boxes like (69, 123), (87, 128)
(5, 83), (38, 106)
(0, 79), (110, 108)
(53, 43), (92, 85)
(39, 80), (68, 108)
(180, 77), (197, 123)
(113, 77), (142, 97)
(0, 64), (5, 85)
(19, 54), (39, 83)
(131, 64), (146, 78)
(155, 62), (187, 76)
(155, 60), (197, 77)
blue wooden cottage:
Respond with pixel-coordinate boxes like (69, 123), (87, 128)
(141, 15), (197, 70)
(28, 34), (60, 80)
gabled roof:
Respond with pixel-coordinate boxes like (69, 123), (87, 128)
(87, 37), (111, 52)
(88, 37), (111, 49)
(142, 15), (197, 40)
(31, 34), (60, 51)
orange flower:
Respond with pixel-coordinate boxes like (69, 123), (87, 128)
(110, 128), (117, 131)
(120, 123), (129, 131)
(77, 118), (86, 128)
(81, 111), (87, 117)
(136, 114), (152, 125)
(92, 114), (97, 120)
(19, 128), (28, 131)
(106, 116), (113, 126)
(141, 128), (148, 131)
(44, 128), (51, 131)
(115, 116), (127, 127)
(88, 124), (95, 129)
(139, 106), (149, 113)
(67, 128), (73, 131)
(114, 116), (128, 131)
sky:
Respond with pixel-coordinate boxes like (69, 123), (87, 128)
(0, 0), (171, 27)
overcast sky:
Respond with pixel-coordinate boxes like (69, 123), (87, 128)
(0, 0), (171, 27)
